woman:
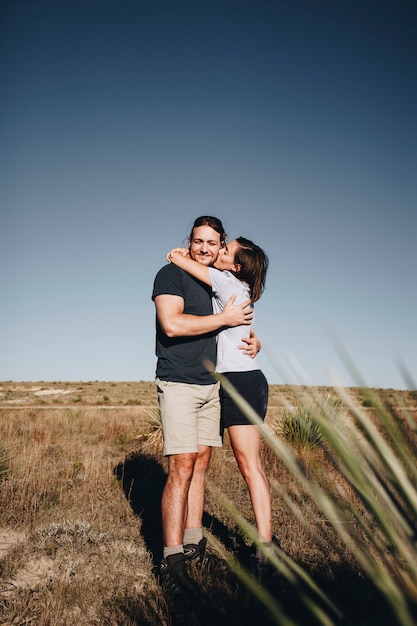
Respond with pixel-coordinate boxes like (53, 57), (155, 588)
(168, 236), (277, 582)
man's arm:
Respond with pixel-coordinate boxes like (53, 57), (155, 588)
(155, 293), (253, 338)
(239, 328), (261, 358)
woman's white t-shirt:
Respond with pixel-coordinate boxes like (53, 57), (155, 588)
(208, 267), (259, 373)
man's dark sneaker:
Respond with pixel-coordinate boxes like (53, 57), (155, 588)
(158, 552), (195, 599)
(184, 537), (229, 577)
(183, 537), (207, 563)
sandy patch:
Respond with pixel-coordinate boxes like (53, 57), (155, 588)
(33, 389), (74, 396)
(7, 557), (55, 591)
(0, 529), (54, 594)
(0, 529), (26, 558)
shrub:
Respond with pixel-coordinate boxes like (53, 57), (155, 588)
(138, 409), (164, 455)
(278, 405), (324, 451)
(275, 394), (344, 452)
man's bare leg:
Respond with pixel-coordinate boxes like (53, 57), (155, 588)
(159, 455), (198, 596)
(162, 452), (197, 547)
(184, 444), (211, 530)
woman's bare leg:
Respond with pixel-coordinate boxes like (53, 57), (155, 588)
(228, 424), (272, 542)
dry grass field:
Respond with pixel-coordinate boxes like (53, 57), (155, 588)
(0, 381), (416, 625)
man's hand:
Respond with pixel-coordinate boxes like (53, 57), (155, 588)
(221, 294), (253, 327)
(239, 328), (261, 358)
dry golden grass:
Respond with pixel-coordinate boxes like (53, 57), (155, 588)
(0, 399), (163, 624)
(1, 381), (416, 625)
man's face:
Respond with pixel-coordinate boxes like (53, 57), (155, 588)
(189, 225), (222, 266)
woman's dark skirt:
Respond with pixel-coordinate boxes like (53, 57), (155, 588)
(219, 369), (268, 430)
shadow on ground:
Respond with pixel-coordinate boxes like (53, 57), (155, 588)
(113, 450), (249, 566)
(113, 452), (415, 626)
(114, 451), (167, 564)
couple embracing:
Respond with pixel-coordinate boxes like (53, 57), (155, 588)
(152, 215), (277, 597)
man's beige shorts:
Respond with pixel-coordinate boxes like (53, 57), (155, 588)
(155, 378), (222, 455)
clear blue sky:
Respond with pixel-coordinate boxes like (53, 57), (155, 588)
(1, 0), (416, 389)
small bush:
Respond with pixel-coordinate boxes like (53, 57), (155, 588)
(278, 406), (324, 450)
(138, 409), (164, 455)
(275, 394), (345, 452)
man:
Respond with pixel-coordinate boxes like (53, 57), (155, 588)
(152, 215), (258, 593)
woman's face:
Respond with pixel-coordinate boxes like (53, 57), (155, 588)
(214, 239), (240, 271)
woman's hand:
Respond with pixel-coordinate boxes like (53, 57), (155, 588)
(167, 247), (190, 263)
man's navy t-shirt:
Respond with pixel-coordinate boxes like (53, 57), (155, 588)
(152, 264), (217, 384)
